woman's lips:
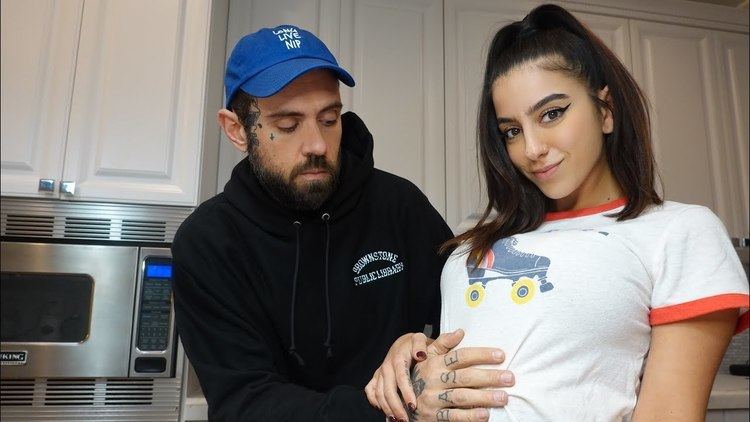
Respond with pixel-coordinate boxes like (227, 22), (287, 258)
(531, 161), (562, 180)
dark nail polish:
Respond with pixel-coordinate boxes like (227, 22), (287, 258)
(416, 351), (426, 360)
(408, 402), (416, 411)
(388, 416), (396, 422)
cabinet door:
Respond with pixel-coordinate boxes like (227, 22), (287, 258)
(335, 0), (445, 214)
(714, 31), (749, 238)
(444, 0), (536, 231)
(444, 0), (632, 231)
(573, 12), (631, 70)
(62, 0), (211, 205)
(0, 0), (82, 198)
(630, 20), (738, 235)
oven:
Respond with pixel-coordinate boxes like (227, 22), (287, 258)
(0, 198), (193, 421)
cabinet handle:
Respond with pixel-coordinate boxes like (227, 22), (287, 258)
(38, 179), (56, 192)
(60, 181), (76, 196)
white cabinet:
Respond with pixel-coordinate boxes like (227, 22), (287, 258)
(0, 0), (82, 199)
(713, 30), (749, 237)
(1, 0), (222, 206)
(629, 20), (745, 237)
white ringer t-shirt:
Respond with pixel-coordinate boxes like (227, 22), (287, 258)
(440, 199), (749, 422)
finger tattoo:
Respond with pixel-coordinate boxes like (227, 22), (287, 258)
(411, 366), (426, 398)
(443, 351), (459, 367)
(438, 389), (454, 404)
(436, 409), (450, 422)
(440, 371), (457, 384)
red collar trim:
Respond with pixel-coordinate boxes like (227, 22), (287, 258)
(545, 197), (627, 222)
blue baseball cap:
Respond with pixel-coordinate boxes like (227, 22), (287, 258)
(224, 25), (355, 105)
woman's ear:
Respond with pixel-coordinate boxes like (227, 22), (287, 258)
(217, 109), (249, 153)
(598, 86), (614, 135)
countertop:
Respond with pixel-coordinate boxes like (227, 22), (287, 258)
(708, 374), (750, 409)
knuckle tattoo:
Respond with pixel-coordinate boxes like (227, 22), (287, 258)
(440, 370), (457, 384)
(443, 351), (459, 367)
(438, 389), (455, 404)
(436, 409), (450, 422)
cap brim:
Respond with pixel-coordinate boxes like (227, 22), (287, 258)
(239, 57), (355, 98)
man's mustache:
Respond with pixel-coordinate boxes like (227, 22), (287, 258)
(289, 155), (337, 179)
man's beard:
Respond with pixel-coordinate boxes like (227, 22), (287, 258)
(249, 151), (340, 211)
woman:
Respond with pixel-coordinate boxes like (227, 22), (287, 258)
(366, 4), (749, 421)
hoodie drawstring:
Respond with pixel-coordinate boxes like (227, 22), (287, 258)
(321, 212), (333, 359)
(288, 221), (305, 366)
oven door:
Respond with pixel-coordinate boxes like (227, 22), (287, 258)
(1, 242), (138, 378)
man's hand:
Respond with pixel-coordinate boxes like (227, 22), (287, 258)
(365, 329), (513, 421)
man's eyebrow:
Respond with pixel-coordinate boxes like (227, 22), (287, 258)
(265, 101), (343, 119)
(496, 93), (569, 125)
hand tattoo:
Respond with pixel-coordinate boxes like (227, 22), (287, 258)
(440, 371), (457, 384)
(409, 366), (425, 422)
(269, 132), (275, 141)
(443, 351), (459, 367)
(411, 366), (425, 398)
(438, 389), (454, 405)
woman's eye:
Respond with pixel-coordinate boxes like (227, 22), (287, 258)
(503, 127), (521, 139)
(321, 119), (338, 127)
(541, 103), (571, 123)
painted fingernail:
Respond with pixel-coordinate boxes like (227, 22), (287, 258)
(493, 391), (507, 403)
(416, 351), (426, 360)
(501, 372), (514, 383)
(492, 350), (504, 361)
(388, 416), (396, 422)
(474, 408), (490, 420)
(408, 402), (416, 412)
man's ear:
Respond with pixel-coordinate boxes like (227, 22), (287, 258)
(218, 109), (248, 153)
(598, 86), (614, 135)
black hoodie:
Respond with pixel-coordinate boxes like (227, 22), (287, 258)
(172, 112), (453, 421)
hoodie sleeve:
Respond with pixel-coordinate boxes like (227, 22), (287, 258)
(172, 217), (383, 422)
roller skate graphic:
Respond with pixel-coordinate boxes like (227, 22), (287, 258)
(465, 237), (553, 307)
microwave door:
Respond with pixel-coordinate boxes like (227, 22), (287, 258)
(1, 242), (139, 378)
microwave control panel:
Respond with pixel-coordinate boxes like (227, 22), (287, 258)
(137, 258), (173, 351)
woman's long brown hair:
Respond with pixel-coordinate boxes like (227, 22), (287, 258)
(443, 4), (662, 265)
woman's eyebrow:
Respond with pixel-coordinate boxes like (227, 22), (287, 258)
(526, 93), (569, 115)
(496, 93), (569, 124)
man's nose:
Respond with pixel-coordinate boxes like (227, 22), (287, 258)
(300, 122), (327, 156)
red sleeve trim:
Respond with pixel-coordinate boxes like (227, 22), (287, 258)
(650, 293), (750, 334)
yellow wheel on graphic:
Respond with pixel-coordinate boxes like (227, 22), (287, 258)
(465, 284), (486, 308)
(511, 277), (536, 305)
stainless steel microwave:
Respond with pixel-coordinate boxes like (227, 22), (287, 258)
(1, 242), (176, 379)
(0, 198), (193, 421)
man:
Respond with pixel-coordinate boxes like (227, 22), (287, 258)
(172, 25), (511, 421)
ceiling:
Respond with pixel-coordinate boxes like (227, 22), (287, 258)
(686, 0), (748, 7)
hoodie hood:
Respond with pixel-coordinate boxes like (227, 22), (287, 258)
(223, 112), (374, 236)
